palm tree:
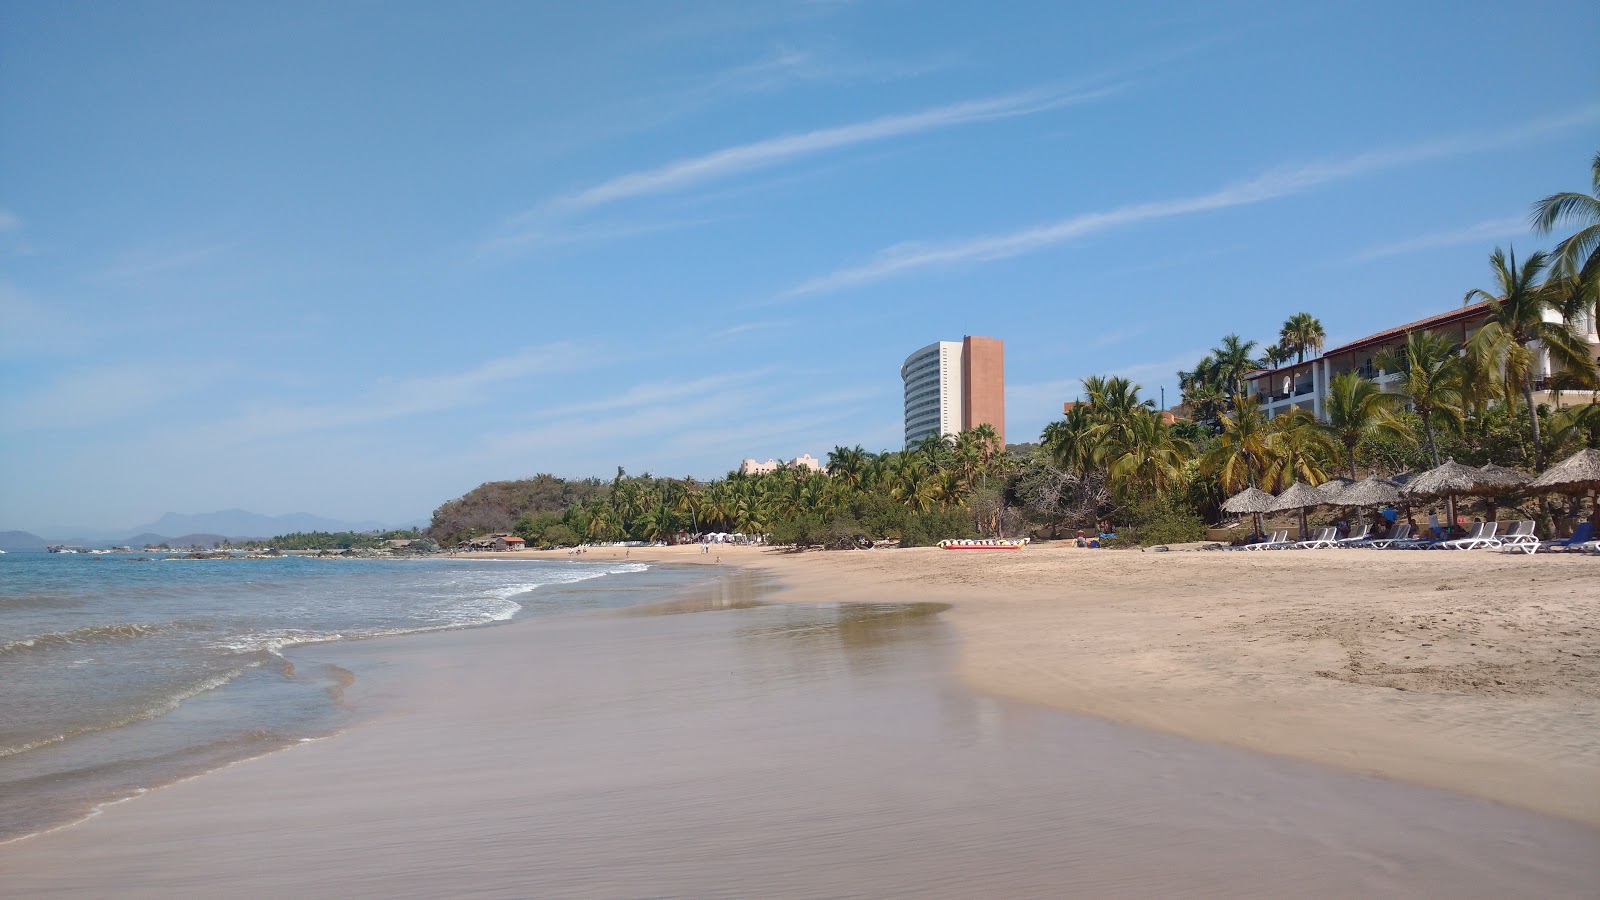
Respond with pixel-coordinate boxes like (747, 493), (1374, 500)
(1464, 246), (1597, 467)
(1041, 404), (1098, 476)
(1533, 151), (1600, 288)
(1384, 330), (1464, 467)
(1202, 394), (1276, 492)
(1210, 335), (1259, 398)
(1320, 371), (1406, 479)
(1259, 343), (1293, 369)
(1280, 313), (1327, 364)
(826, 445), (869, 488)
(1265, 407), (1334, 491)
(1105, 408), (1193, 500)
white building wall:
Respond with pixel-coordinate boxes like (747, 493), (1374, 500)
(901, 340), (965, 447)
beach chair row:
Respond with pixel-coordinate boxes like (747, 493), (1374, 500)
(1231, 520), (1597, 553)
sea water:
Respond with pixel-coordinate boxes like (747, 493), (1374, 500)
(0, 550), (666, 841)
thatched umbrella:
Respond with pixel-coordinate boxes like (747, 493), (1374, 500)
(1336, 476), (1401, 533)
(1318, 477), (1355, 502)
(1272, 481), (1332, 540)
(1527, 448), (1600, 532)
(1472, 463), (1531, 523)
(1400, 460), (1482, 535)
(1222, 486), (1277, 540)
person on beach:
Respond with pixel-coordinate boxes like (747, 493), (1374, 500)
(1075, 530), (1087, 548)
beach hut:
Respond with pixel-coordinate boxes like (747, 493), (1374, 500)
(1527, 448), (1600, 532)
(1222, 486), (1277, 541)
(1335, 475), (1402, 532)
(1471, 463), (1531, 523)
(1400, 460), (1482, 535)
(1317, 477), (1355, 502)
(1271, 481), (1333, 540)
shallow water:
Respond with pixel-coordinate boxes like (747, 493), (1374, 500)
(3, 568), (1594, 897)
(0, 550), (679, 841)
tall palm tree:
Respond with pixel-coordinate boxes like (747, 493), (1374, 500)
(1210, 335), (1259, 398)
(1266, 407), (1334, 492)
(1105, 408), (1193, 500)
(1259, 343), (1293, 369)
(826, 445), (869, 488)
(1320, 371), (1406, 479)
(1041, 404), (1098, 476)
(1280, 312), (1327, 364)
(1384, 330), (1464, 467)
(1464, 246), (1597, 467)
(1533, 151), (1600, 289)
(1202, 394), (1276, 492)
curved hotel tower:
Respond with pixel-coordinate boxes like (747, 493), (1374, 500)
(901, 336), (1005, 448)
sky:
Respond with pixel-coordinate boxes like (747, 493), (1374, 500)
(2, 0), (1598, 532)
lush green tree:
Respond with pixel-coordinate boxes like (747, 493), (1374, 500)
(1464, 246), (1597, 467)
(1202, 394), (1275, 491)
(1210, 334), (1260, 398)
(1265, 407), (1334, 491)
(1533, 151), (1600, 289)
(1280, 312), (1326, 364)
(1320, 371), (1407, 478)
(1384, 330), (1465, 467)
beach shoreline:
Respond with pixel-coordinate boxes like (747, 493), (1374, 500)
(4, 553), (1597, 897)
(502, 542), (1600, 828)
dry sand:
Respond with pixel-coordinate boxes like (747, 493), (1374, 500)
(556, 542), (1600, 828)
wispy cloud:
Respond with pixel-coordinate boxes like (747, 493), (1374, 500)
(694, 46), (959, 97)
(101, 242), (233, 280)
(0, 210), (20, 233)
(782, 105), (1600, 297)
(538, 84), (1121, 216)
(179, 343), (592, 447)
(1350, 215), (1531, 262)
(475, 217), (717, 258)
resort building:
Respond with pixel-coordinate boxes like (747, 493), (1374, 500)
(1244, 302), (1600, 420)
(901, 336), (1005, 447)
(739, 454), (824, 475)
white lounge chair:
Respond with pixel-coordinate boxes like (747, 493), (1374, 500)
(1492, 520), (1538, 553)
(1242, 530), (1291, 550)
(1292, 526), (1339, 549)
(1436, 521), (1497, 550)
(1367, 523), (1414, 549)
(1334, 523), (1371, 546)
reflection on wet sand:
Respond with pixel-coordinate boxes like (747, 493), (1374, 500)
(2, 567), (1596, 897)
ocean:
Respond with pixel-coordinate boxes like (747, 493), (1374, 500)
(0, 549), (675, 842)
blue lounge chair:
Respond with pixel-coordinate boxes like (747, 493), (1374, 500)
(1533, 522), (1594, 554)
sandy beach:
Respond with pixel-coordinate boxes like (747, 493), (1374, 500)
(590, 543), (1600, 829)
(2, 546), (1596, 897)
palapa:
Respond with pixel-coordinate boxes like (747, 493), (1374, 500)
(1336, 476), (1401, 507)
(1221, 486), (1277, 542)
(1471, 464), (1531, 523)
(1272, 481), (1332, 539)
(1400, 460), (1482, 535)
(1222, 486), (1278, 513)
(1317, 477), (1355, 501)
(1399, 460), (1483, 498)
(1527, 448), (1600, 531)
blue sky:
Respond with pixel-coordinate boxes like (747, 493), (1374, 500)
(2, 0), (1597, 531)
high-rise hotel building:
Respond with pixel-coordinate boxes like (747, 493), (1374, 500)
(900, 336), (1005, 448)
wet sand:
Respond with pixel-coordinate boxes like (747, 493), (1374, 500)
(2, 567), (1596, 897)
(583, 543), (1600, 830)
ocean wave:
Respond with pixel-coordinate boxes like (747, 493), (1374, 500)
(0, 622), (176, 656)
(0, 667), (251, 759)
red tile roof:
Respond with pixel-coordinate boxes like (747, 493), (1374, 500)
(1321, 301), (1490, 358)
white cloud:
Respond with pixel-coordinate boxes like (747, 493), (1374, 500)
(181, 343), (592, 447)
(1349, 215), (1531, 262)
(101, 242), (233, 280)
(1, 361), (235, 431)
(538, 84), (1120, 216)
(0, 210), (20, 232)
(782, 105), (1600, 297)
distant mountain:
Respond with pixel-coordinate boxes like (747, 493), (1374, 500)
(125, 532), (230, 549)
(122, 510), (395, 540)
(0, 530), (48, 551)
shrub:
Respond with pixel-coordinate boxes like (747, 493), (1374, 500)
(900, 509), (977, 547)
(1108, 495), (1205, 547)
